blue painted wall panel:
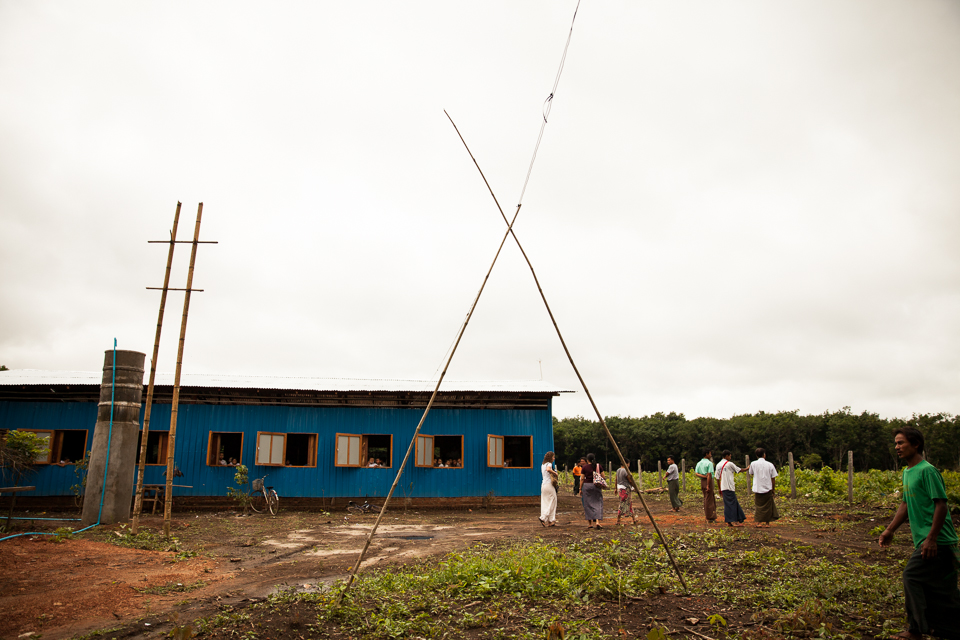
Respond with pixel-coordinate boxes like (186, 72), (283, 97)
(1, 400), (555, 499)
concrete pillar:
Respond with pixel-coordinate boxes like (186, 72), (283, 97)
(82, 349), (145, 526)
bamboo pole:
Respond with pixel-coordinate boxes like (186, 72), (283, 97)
(132, 202), (181, 533)
(682, 459), (686, 492)
(163, 203), (203, 538)
(847, 450), (854, 504)
(788, 452), (796, 499)
(336, 205), (523, 604)
(445, 112), (689, 594)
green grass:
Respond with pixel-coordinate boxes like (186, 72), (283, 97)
(207, 529), (903, 639)
(133, 580), (206, 595)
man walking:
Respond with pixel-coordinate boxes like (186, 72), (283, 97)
(694, 449), (717, 522)
(879, 427), (960, 640)
(715, 450), (746, 526)
(666, 456), (683, 512)
(572, 458), (584, 496)
(748, 448), (779, 527)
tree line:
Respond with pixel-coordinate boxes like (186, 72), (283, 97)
(552, 408), (960, 472)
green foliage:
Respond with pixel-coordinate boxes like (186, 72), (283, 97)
(553, 410), (960, 471)
(134, 580), (205, 595)
(226, 464), (253, 514)
(93, 524), (194, 555)
(70, 450), (91, 507)
(800, 453), (823, 469)
(51, 526), (75, 543)
(0, 429), (51, 484)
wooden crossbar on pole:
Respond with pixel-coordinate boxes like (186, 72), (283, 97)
(132, 202), (181, 533)
(445, 111), (689, 594)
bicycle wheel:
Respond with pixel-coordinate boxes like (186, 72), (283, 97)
(367, 503), (382, 515)
(249, 490), (265, 513)
(346, 502), (363, 516)
(267, 490), (279, 516)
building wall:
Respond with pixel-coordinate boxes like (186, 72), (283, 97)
(1, 400), (555, 499)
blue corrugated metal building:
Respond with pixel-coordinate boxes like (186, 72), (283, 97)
(0, 371), (567, 503)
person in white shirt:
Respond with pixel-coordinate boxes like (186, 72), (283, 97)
(539, 451), (559, 526)
(714, 450), (746, 526)
(665, 456), (682, 511)
(748, 448), (779, 527)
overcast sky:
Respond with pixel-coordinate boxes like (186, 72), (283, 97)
(1, 1), (958, 421)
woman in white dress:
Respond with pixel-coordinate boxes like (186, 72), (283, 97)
(540, 451), (559, 526)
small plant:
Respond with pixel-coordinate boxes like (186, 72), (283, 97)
(51, 526), (76, 543)
(226, 464), (254, 514)
(70, 450), (91, 510)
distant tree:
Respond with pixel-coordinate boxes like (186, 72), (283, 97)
(0, 365), (8, 371)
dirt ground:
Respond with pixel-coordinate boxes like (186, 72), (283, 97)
(0, 490), (911, 640)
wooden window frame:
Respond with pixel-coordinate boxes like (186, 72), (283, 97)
(206, 432), (244, 467)
(336, 433), (393, 468)
(138, 431), (169, 466)
(255, 432), (287, 467)
(284, 433), (318, 468)
(487, 435), (533, 468)
(503, 435), (534, 469)
(487, 435), (504, 468)
(335, 433), (362, 468)
(21, 429), (89, 465)
(415, 434), (434, 468)
(424, 434), (464, 469)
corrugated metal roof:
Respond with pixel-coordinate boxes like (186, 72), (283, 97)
(0, 369), (573, 394)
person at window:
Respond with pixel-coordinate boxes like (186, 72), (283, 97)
(581, 453), (604, 529)
(445, 459), (454, 467)
(219, 456), (228, 466)
(454, 458), (462, 468)
(879, 427), (960, 640)
(539, 451), (559, 527)
(229, 457), (238, 466)
(694, 449), (717, 523)
(715, 450), (746, 527)
(503, 458), (513, 468)
(375, 458), (383, 467)
(434, 457), (442, 467)
(367, 457), (378, 467)
(666, 456), (682, 512)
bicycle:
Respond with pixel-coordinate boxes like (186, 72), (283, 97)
(346, 500), (381, 516)
(250, 476), (279, 516)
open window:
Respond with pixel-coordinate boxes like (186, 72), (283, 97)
(207, 432), (243, 466)
(135, 431), (169, 465)
(285, 433), (318, 467)
(417, 435), (463, 468)
(255, 432), (318, 467)
(336, 433), (392, 468)
(487, 435), (532, 468)
(22, 429), (88, 464)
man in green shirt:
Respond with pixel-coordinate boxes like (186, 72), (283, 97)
(694, 449), (717, 522)
(879, 427), (960, 640)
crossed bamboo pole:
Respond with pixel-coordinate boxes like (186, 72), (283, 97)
(445, 111), (689, 594)
(336, 205), (524, 605)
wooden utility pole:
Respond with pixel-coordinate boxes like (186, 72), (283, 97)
(788, 452), (796, 499)
(132, 202), (181, 533)
(847, 451), (854, 504)
(162, 203), (217, 537)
